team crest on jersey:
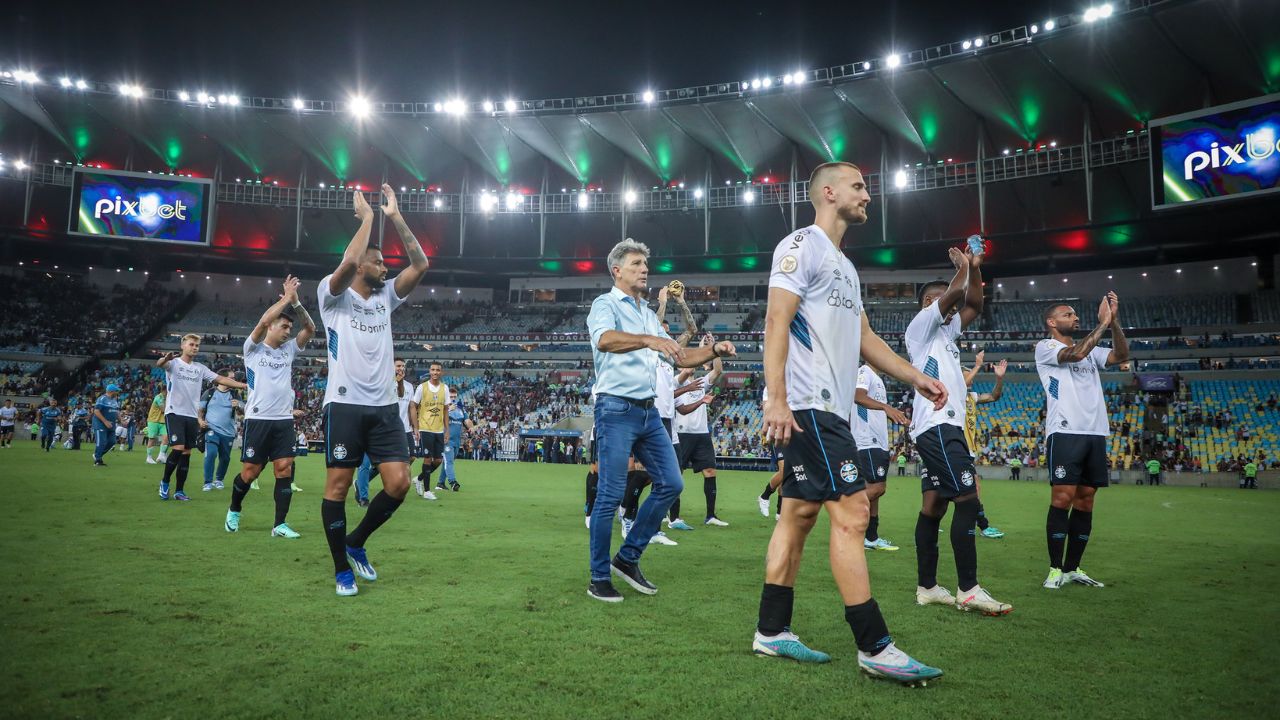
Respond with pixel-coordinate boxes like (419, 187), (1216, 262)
(333, 443), (348, 460)
(839, 461), (859, 483)
(338, 386), (348, 396)
(1060, 419), (1069, 428)
(245, 447), (255, 459)
(1054, 466), (1067, 479)
(961, 470), (974, 486)
(780, 255), (798, 273)
(947, 410), (955, 418)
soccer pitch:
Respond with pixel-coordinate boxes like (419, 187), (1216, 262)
(2, 444), (1276, 718)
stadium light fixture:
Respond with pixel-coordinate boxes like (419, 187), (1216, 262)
(624, 190), (637, 205)
(693, 188), (704, 199)
(506, 192), (523, 210)
(894, 170), (908, 189)
(761, 77), (772, 88)
(885, 54), (901, 69)
(480, 193), (497, 212)
(1213, 266), (1220, 271)
(433, 198), (443, 208)
(750, 79), (762, 90)
(1002, 149), (1010, 155)
(318, 182), (326, 188)
(216, 94), (228, 104)
(197, 92), (210, 104)
(1029, 280), (1035, 285)
(577, 192), (590, 209)
(1045, 20), (1056, 30)
(178, 91), (190, 101)
(962, 40), (972, 50)
(1030, 24), (1039, 34)
(15, 160), (28, 170)
(433, 102), (443, 112)
(974, 37), (984, 48)
(1176, 268), (1182, 274)
(742, 190), (756, 203)
(228, 95), (240, 106)
(862, 61), (872, 71)
(1142, 272), (1148, 277)
(59, 76), (72, 87)
(350, 96), (371, 117)
(482, 100), (494, 113)
(642, 90), (655, 103)
(504, 99), (517, 112)
(1100, 4), (1113, 19)
(445, 99), (465, 115)
(400, 186), (407, 192)
(783, 73), (794, 85)
(75, 79), (88, 90)
(793, 70), (806, 83)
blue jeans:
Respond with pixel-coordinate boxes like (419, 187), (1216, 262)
(588, 395), (684, 582)
(355, 454), (373, 502)
(442, 443), (459, 482)
(92, 426), (114, 461)
(203, 431), (234, 485)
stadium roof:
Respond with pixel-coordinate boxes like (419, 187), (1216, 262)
(0, 0), (1277, 280)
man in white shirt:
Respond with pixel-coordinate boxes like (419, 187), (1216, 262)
(224, 275), (316, 539)
(0, 399), (16, 447)
(1037, 292), (1129, 590)
(852, 363), (909, 552)
(756, 161), (946, 684)
(675, 341), (726, 526)
(155, 335), (247, 501)
(317, 186), (429, 597)
(904, 246), (1010, 616)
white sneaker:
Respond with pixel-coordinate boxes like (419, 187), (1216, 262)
(290, 483), (302, 493)
(757, 496), (770, 517)
(915, 585), (956, 607)
(868, 538), (900, 551)
(650, 531), (678, 546)
(157, 453), (167, 463)
(412, 478), (423, 497)
(146, 457), (157, 465)
(955, 585), (1013, 615)
(422, 490), (438, 501)
(705, 517), (729, 527)
(1063, 569), (1105, 587)
(1043, 568), (1064, 589)
(621, 518), (634, 539)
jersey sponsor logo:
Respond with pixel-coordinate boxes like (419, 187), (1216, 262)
(827, 288), (860, 312)
(961, 470), (974, 486)
(788, 231), (808, 249)
(780, 255), (799, 273)
(839, 460), (859, 483)
(1070, 363), (1098, 376)
(1054, 465), (1067, 479)
(332, 443), (348, 460)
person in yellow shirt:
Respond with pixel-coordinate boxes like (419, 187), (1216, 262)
(145, 389), (169, 464)
(409, 362), (450, 496)
(962, 351), (1006, 539)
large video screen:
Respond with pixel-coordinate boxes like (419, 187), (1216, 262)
(68, 169), (214, 244)
(1150, 93), (1280, 210)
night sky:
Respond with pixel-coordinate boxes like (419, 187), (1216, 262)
(7, 0), (1063, 101)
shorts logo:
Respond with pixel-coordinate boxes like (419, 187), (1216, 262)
(333, 443), (348, 460)
(780, 255), (798, 273)
(961, 470), (974, 487)
(792, 464), (808, 482)
(171, 434), (178, 442)
(877, 466), (885, 477)
(1055, 466), (1067, 479)
(245, 447), (255, 459)
(839, 461), (859, 483)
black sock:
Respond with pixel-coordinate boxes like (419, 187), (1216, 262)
(757, 583), (794, 636)
(976, 502), (990, 530)
(951, 499), (980, 592)
(777, 493), (783, 516)
(161, 452), (179, 484)
(273, 475), (294, 527)
(229, 474), (251, 512)
(669, 498), (681, 522)
(866, 514), (880, 542)
(1047, 506), (1070, 569)
(761, 482), (776, 500)
(1062, 509), (1093, 572)
(622, 471), (644, 520)
(914, 513), (941, 588)
(844, 599), (893, 655)
(585, 470), (599, 515)
(346, 490), (404, 548)
(704, 476), (717, 519)
(174, 453), (191, 492)
(321, 499), (350, 574)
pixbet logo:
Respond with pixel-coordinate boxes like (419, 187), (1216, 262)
(1182, 129), (1279, 180)
(93, 195), (188, 221)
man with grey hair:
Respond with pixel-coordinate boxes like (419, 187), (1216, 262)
(585, 238), (738, 602)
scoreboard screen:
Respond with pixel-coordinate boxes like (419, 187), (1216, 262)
(68, 168), (214, 245)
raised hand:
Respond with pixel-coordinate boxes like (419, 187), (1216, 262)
(1107, 291), (1119, 324)
(658, 286), (669, 303)
(1098, 295), (1115, 327)
(281, 275), (300, 304)
(994, 359), (1008, 378)
(974, 349), (986, 369)
(380, 183), (401, 220)
(948, 246), (966, 269)
(353, 189), (374, 222)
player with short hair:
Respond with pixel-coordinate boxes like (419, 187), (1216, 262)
(675, 335), (726, 526)
(961, 350), (1007, 539)
(0, 399), (16, 447)
(145, 389), (168, 464)
(200, 369), (241, 492)
(1037, 293), (1129, 589)
(410, 361), (448, 498)
(224, 275), (316, 539)
(38, 398), (62, 451)
(317, 186), (428, 596)
(852, 363), (909, 551)
(90, 384), (121, 466)
(755, 161), (944, 684)
(655, 287), (699, 531)
(155, 334), (247, 501)
(440, 386), (474, 491)
(905, 246), (1012, 616)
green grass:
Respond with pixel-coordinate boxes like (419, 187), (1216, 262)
(2, 441), (1278, 719)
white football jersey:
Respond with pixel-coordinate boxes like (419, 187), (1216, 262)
(163, 358), (219, 418)
(655, 361), (676, 419)
(1036, 339), (1111, 437)
(396, 380), (416, 431)
(242, 338), (299, 420)
(768, 224), (863, 416)
(675, 375), (710, 434)
(318, 275), (408, 407)
(905, 302), (967, 439)
(852, 365), (889, 450)
(0, 406), (15, 425)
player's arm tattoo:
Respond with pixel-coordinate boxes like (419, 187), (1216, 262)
(291, 301), (316, 333)
(392, 215), (429, 270)
(1057, 322), (1109, 364)
(677, 298), (698, 337)
(1108, 322), (1131, 366)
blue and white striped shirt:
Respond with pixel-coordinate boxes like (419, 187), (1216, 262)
(587, 286), (673, 401)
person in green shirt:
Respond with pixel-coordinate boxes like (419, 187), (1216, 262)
(896, 452), (907, 476)
(1144, 458), (1161, 486)
(1009, 456), (1023, 481)
(1242, 461), (1258, 490)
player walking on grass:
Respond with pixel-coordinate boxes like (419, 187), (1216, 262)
(1037, 293), (1129, 589)
(91, 384), (121, 466)
(0, 399), (16, 447)
(156, 336), (247, 501)
(585, 238), (735, 603)
(655, 288), (699, 532)
(905, 246), (1012, 616)
(755, 161), (944, 685)
(318, 186), (428, 597)
(961, 351), (1007, 539)
(852, 363), (907, 551)
(440, 386), (474, 491)
(411, 362), (448, 497)
(675, 339), (728, 526)
(145, 389), (168, 464)
(224, 275), (316, 539)
(38, 398), (61, 451)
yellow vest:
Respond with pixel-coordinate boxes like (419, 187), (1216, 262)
(964, 392), (978, 453)
(417, 383), (447, 433)
(147, 395), (166, 424)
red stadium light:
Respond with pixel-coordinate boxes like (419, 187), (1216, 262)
(574, 260), (594, 273)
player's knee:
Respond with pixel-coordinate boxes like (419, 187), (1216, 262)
(242, 464), (264, 481)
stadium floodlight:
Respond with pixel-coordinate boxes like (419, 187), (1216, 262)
(693, 188), (704, 199)
(862, 61), (872, 70)
(197, 92), (210, 104)
(962, 40), (972, 50)
(444, 99), (465, 115)
(75, 79), (88, 90)
(1002, 148), (1010, 155)
(350, 96), (371, 117)
(782, 73), (794, 85)
(624, 190), (637, 205)
(216, 94), (228, 104)
(894, 170), (908, 189)
(885, 54), (901, 68)
(227, 95), (240, 106)
(59, 76), (72, 87)
(974, 37), (984, 47)
(15, 160), (28, 170)
(793, 70), (806, 83)
(292, 97), (305, 110)
(479, 193), (497, 212)
(482, 100), (494, 113)
(506, 192), (523, 210)
(1030, 24), (1039, 34)
(1050, 141), (1057, 147)
(750, 78), (762, 89)
(762, 77), (772, 88)
(1176, 268), (1182, 274)
(400, 186), (407, 192)
(1099, 4), (1113, 18)
(1044, 19), (1055, 30)
(433, 198), (443, 208)
(318, 182), (326, 188)
(17, 70), (40, 84)
(433, 102), (443, 112)
(504, 99), (517, 112)
(742, 190), (756, 203)
(642, 90), (655, 103)
(577, 192), (590, 209)
(178, 91), (190, 101)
